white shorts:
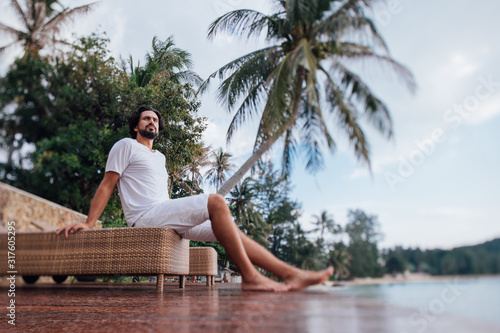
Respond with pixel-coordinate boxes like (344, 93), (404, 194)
(133, 194), (217, 242)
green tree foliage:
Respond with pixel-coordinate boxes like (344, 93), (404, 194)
(327, 242), (351, 280)
(0, 35), (126, 224)
(386, 239), (500, 276)
(0, 33), (206, 227)
(251, 162), (301, 259)
(228, 177), (269, 246)
(384, 254), (406, 275)
(345, 209), (384, 278)
(281, 220), (322, 270)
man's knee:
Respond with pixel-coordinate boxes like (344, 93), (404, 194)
(207, 194), (228, 212)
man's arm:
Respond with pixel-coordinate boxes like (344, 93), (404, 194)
(56, 171), (120, 238)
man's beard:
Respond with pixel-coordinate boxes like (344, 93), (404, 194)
(139, 128), (158, 140)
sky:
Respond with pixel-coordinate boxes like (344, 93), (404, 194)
(1, 0), (499, 250)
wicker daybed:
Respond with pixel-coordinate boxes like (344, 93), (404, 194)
(189, 247), (218, 286)
(1, 227), (190, 292)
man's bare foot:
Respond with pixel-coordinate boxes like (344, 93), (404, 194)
(284, 266), (334, 291)
(242, 273), (291, 292)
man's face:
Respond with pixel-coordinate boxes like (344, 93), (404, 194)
(136, 111), (159, 140)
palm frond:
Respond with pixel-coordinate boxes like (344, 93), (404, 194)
(0, 41), (19, 56)
(207, 9), (276, 41)
(329, 60), (394, 139)
(315, 0), (388, 52)
(260, 52), (295, 134)
(34, 1), (46, 31)
(225, 81), (267, 144)
(43, 2), (97, 34)
(319, 64), (371, 167)
(335, 42), (416, 92)
(284, 0), (320, 27)
(217, 46), (281, 112)
(174, 70), (203, 87)
(199, 45), (280, 95)
(147, 35), (195, 72)
(9, 0), (28, 28)
(0, 22), (22, 39)
(296, 38), (320, 107)
(298, 96), (333, 173)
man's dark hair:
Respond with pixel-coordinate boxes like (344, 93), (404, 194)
(128, 106), (165, 139)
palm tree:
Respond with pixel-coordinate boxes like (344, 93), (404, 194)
(129, 35), (202, 87)
(200, 0), (415, 196)
(328, 242), (351, 280)
(310, 210), (341, 240)
(185, 144), (212, 183)
(228, 177), (270, 246)
(205, 147), (236, 192)
(0, 0), (96, 57)
(167, 144), (211, 197)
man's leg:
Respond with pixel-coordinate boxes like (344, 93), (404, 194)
(207, 194), (290, 292)
(237, 229), (334, 290)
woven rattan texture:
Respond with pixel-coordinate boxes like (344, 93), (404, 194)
(1, 227), (189, 276)
(189, 247), (218, 276)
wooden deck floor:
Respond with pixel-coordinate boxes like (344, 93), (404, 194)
(1, 280), (498, 332)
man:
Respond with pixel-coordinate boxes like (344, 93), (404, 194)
(57, 106), (333, 291)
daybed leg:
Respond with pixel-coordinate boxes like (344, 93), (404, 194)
(179, 275), (185, 288)
(156, 274), (164, 293)
(206, 275), (210, 286)
(211, 276), (215, 285)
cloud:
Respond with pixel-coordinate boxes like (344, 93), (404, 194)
(202, 120), (227, 150)
(466, 95), (500, 124)
(419, 207), (485, 220)
(446, 54), (480, 79)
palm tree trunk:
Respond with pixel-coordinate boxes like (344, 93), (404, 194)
(217, 132), (281, 196)
(217, 68), (306, 197)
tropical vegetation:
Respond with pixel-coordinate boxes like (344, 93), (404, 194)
(383, 239), (500, 276)
(0, 33), (206, 227)
(205, 147), (236, 192)
(128, 35), (202, 88)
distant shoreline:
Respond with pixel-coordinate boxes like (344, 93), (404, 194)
(328, 273), (500, 287)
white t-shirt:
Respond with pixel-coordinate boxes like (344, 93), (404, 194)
(105, 138), (169, 225)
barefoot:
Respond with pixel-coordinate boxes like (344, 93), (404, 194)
(284, 266), (334, 291)
(242, 273), (291, 292)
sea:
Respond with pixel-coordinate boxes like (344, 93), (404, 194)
(332, 275), (500, 327)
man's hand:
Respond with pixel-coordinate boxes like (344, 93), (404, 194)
(56, 222), (91, 238)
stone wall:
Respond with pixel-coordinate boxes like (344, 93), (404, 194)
(0, 182), (101, 231)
